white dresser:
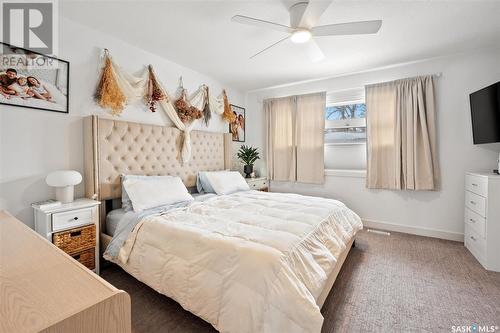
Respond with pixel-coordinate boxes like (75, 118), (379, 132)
(464, 172), (500, 272)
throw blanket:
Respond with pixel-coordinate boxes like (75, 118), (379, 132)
(107, 191), (362, 333)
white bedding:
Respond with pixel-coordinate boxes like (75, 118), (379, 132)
(106, 193), (218, 236)
(112, 190), (362, 333)
(106, 208), (126, 236)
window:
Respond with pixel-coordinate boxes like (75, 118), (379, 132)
(324, 89), (367, 170)
(325, 103), (366, 145)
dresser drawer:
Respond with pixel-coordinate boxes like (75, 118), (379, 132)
(465, 223), (486, 262)
(464, 208), (486, 238)
(70, 248), (96, 270)
(53, 224), (96, 255)
(465, 190), (486, 217)
(248, 179), (268, 190)
(52, 207), (93, 232)
(465, 174), (488, 197)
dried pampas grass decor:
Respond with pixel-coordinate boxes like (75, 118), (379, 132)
(202, 86), (211, 126)
(222, 90), (236, 123)
(94, 55), (126, 116)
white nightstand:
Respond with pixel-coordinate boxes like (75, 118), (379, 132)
(245, 177), (269, 191)
(32, 198), (101, 274)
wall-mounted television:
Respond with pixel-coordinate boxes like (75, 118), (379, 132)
(470, 81), (500, 144)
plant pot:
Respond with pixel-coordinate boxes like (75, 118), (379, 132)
(243, 165), (253, 178)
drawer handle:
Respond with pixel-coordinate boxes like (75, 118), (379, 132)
(469, 201), (476, 205)
(472, 183), (478, 187)
(70, 230), (82, 237)
(73, 217), (79, 220)
(470, 235), (476, 241)
(469, 218), (476, 223)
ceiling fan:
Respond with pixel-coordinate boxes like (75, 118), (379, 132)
(231, 1), (382, 62)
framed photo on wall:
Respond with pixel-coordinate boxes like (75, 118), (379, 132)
(0, 42), (69, 114)
(229, 104), (245, 142)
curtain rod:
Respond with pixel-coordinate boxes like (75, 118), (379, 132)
(256, 72), (443, 103)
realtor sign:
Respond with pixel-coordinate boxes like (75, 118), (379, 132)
(1, 0), (58, 56)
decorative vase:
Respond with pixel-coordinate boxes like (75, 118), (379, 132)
(244, 165), (253, 178)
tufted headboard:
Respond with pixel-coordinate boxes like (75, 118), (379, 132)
(83, 115), (232, 241)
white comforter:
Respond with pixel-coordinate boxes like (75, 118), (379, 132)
(115, 190), (362, 333)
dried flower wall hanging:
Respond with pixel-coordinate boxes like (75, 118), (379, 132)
(222, 90), (236, 123)
(175, 89), (203, 123)
(94, 55), (127, 115)
(202, 86), (212, 126)
(146, 65), (167, 112)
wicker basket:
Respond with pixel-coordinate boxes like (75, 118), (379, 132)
(71, 248), (95, 270)
(53, 224), (96, 255)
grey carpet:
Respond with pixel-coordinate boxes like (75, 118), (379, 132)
(101, 230), (500, 332)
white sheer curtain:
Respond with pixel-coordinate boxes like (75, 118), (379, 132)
(265, 92), (326, 184)
(366, 75), (438, 190)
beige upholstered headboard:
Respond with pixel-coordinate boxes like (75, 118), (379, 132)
(83, 115), (232, 238)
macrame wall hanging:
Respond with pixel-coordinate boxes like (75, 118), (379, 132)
(94, 49), (228, 163)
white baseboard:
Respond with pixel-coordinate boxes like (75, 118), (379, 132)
(362, 218), (464, 242)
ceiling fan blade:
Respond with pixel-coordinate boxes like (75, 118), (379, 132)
(312, 20), (382, 36)
(232, 15), (293, 34)
(304, 39), (325, 62)
(299, 0), (334, 28)
(250, 36), (290, 59)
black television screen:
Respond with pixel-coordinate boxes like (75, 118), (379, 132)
(470, 81), (500, 144)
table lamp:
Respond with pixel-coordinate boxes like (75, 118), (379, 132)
(46, 170), (82, 203)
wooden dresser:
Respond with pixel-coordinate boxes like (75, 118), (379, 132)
(0, 210), (131, 333)
(464, 172), (500, 272)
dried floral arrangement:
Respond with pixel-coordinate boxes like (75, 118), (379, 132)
(222, 90), (236, 123)
(146, 66), (167, 112)
(175, 89), (203, 123)
(202, 86), (211, 126)
(94, 50), (234, 126)
(94, 56), (126, 115)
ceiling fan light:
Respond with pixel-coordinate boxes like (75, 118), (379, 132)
(290, 30), (311, 44)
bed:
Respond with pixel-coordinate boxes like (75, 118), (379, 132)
(83, 115), (362, 333)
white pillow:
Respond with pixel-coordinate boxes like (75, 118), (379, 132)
(121, 174), (166, 211)
(196, 170), (229, 193)
(123, 176), (193, 212)
(204, 171), (250, 195)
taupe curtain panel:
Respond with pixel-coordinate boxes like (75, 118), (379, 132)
(366, 75), (439, 190)
(265, 92), (326, 184)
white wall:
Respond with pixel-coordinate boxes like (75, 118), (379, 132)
(246, 48), (500, 240)
(0, 18), (245, 228)
(325, 144), (367, 170)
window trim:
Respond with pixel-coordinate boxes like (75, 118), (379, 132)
(324, 169), (367, 178)
(325, 142), (366, 146)
(326, 98), (365, 108)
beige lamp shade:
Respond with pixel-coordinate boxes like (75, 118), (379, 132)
(46, 170), (82, 203)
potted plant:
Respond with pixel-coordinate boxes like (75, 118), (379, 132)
(237, 145), (260, 178)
